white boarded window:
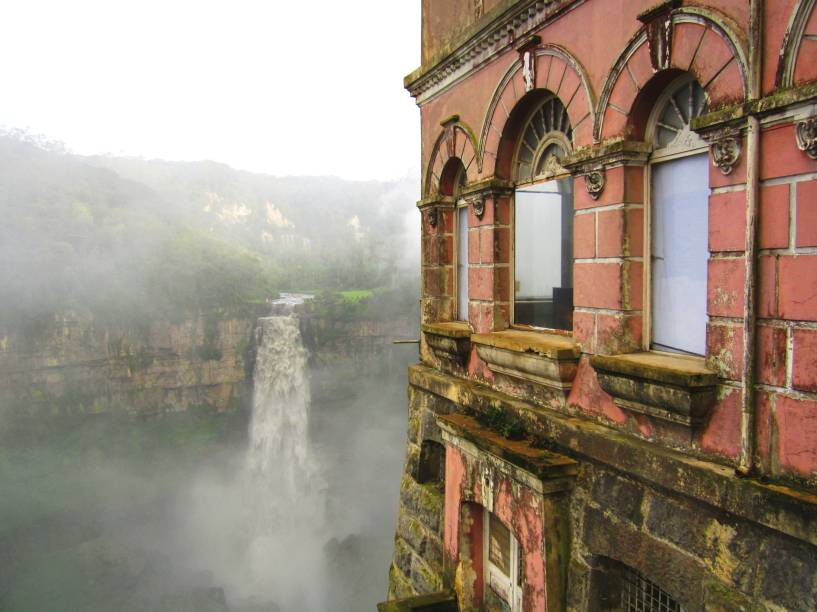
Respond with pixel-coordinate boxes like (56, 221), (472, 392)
(651, 154), (708, 354)
(648, 77), (709, 355)
(483, 509), (523, 612)
(457, 205), (469, 321)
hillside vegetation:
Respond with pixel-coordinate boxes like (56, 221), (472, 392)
(0, 131), (418, 327)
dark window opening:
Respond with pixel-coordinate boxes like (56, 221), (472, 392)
(417, 440), (446, 487)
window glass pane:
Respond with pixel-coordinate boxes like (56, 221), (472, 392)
(458, 206), (469, 321)
(488, 513), (511, 576)
(514, 178), (573, 329)
(651, 154), (708, 355)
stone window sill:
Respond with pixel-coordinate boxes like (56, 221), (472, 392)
(590, 351), (718, 427)
(471, 330), (580, 390)
(422, 321), (472, 365)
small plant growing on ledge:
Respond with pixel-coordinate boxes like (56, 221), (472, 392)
(477, 406), (526, 440)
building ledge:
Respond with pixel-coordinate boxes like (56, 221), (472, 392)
(439, 413), (578, 489)
(377, 590), (458, 612)
(471, 330), (580, 390)
(591, 352), (718, 428)
(422, 322), (472, 366)
(408, 363), (817, 549)
(422, 321), (472, 339)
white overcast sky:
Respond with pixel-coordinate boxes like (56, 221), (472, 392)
(1, 0), (421, 181)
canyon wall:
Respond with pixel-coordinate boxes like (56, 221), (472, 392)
(0, 309), (266, 424)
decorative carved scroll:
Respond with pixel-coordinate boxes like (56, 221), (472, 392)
(584, 169), (606, 200)
(795, 117), (817, 159)
(711, 136), (742, 175)
(471, 196), (486, 219)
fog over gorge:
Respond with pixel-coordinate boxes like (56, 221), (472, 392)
(0, 3), (421, 610)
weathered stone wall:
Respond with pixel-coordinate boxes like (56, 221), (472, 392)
(0, 309), (264, 421)
(391, 366), (817, 610)
(387, 383), (453, 600)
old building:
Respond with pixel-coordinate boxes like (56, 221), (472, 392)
(381, 1), (817, 610)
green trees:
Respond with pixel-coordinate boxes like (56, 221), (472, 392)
(0, 132), (418, 328)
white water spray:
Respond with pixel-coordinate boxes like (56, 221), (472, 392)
(246, 314), (324, 524)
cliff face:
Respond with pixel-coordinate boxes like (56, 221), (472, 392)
(0, 309), (264, 422)
(0, 305), (420, 423)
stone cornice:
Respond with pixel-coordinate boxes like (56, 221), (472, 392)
(561, 140), (652, 172)
(459, 177), (515, 198)
(404, 0), (580, 105)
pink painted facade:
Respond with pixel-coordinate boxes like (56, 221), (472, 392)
(385, 1), (817, 610)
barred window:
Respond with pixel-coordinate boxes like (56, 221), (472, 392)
(620, 565), (683, 612)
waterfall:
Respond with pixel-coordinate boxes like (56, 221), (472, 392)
(235, 299), (328, 610)
(246, 315), (323, 520)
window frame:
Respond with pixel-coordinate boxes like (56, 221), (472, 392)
(482, 508), (523, 611)
(446, 164), (469, 323)
(642, 75), (710, 355)
(509, 95), (575, 334)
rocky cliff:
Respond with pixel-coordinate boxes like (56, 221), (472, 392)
(0, 308), (265, 425)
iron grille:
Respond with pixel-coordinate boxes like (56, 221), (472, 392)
(621, 565), (683, 612)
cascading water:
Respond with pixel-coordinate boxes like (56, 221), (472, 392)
(235, 296), (329, 610)
(246, 314), (324, 524)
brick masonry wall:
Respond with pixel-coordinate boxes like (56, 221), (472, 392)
(754, 123), (817, 484)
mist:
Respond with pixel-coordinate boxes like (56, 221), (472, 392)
(0, 127), (421, 611)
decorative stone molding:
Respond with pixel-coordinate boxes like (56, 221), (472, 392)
(516, 35), (541, 92)
(422, 322), (472, 367)
(591, 352), (718, 428)
(427, 207), (439, 228)
(710, 135), (742, 174)
(562, 140), (652, 172)
(469, 195), (486, 219)
(404, 0), (568, 104)
(698, 126), (743, 175)
(584, 168), (606, 200)
(471, 330), (580, 391)
(638, 0), (681, 71)
(795, 117), (817, 159)
(459, 178), (515, 202)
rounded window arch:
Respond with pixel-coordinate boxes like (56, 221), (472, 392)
(514, 94), (573, 185)
(647, 75), (708, 160)
(510, 92), (575, 331)
(438, 158), (470, 322)
(646, 74), (710, 356)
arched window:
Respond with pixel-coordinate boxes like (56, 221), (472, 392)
(513, 94), (574, 330)
(440, 158), (469, 322)
(647, 76), (708, 355)
(454, 170), (469, 321)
